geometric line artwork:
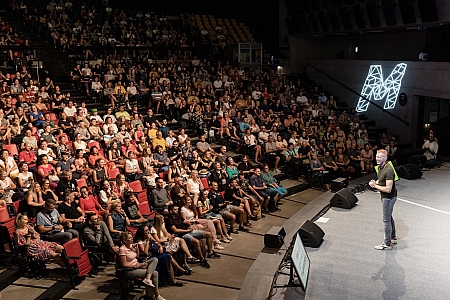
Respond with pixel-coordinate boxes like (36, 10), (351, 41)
(355, 63), (407, 112)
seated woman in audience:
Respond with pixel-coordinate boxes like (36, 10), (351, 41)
(151, 214), (199, 272)
(15, 213), (64, 265)
(26, 183), (45, 218)
(147, 122), (158, 140)
(17, 162), (34, 192)
(98, 180), (117, 211)
(334, 147), (354, 179)
(107, 200), (130, 238)
(243, 129), (262, 163)
(180, 196), (223, 250)
(202, 151), (216, 171)
(0, 149), (19, 180)
(309, 154), (331, 191)
(386, 140), (398, 166)
(115, 174), (132, 198)
(360, 143), (374, 174)
(197, 190), (232, 243)
(37, 141), (57, 166)
(186, 170), (204, 205)
(141, 147), (156, 171)
(73, 149), (91, 179)
(118, 232), (166, 300)
(41, 179), (59, 203)
(125, 151), (143, 181)
(92, 158), (110, 186)
(108, 141), (125, 169)
(177, 128), (188, 145)
(225, 157), (239, 180)
(79, 186), (104, 217)
(167, 159), (184, 183)
(103, 117), (118, 134)
(73, 134), (88, 154)
(143, 167), (159, 189)
(134, 225), (187, 287)
(0, 170), (22, 204)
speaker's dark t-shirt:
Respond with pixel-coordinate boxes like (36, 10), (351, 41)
(377, 163), (397, 199)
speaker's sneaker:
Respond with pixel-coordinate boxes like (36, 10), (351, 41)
(374, 243), (392, 250)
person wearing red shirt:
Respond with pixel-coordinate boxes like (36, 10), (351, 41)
(19, 142), (37, 171)
(78, 186), (105, 218)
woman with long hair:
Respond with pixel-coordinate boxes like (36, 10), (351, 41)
(118, 232), (165, 300)
(151, 214), (199, 271)
(197, 190), (232, 243)
(107, 200), (130, 238)
(98, 179), (118, 210)
(25, 183), (45, 218)
(134, 225), (187, 287)
(108, 141), (125, 169)
(17, 162), (33, 192)
(186, 170), (204, 205)
(115, 174), (132, 198)
(15, 213), (64, 263)
(180, 196), (223, 250)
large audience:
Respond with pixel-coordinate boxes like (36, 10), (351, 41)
(0, 2), (411, 299)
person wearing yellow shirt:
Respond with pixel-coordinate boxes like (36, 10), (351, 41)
(151, 131), (167, 151)
(115, 105), (131, 120)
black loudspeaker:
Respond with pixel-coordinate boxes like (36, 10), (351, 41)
(298, 220), (325, 248)
(353, 4), (366, 29)
(331, 177), (349, 192)
(330, 188), (358, 209)
(366, 1), (381, 28)
(264, 226), (286, 248)
(417, 0), (439, 23)
(398, 0), (416, 25)
(397, 164), (423, 180)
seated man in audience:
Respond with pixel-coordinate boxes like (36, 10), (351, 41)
(346, 142), (363, 176)
(196, 134), (218, 156)
(19, 142), (37, 172)
(153, 145), (170, 172)
(238, 173), (265, 215)
(261, 164), (287, 198)
(249, 168), (280, 212)
(56, 170), (79, 201)
(122, 191), (151, 227)
(165, 205), (219, 269)
(36, 199), (79, 244)
(225, 179), (255, 223)
(58, 190), (86, 231)
(83, 214), (119, 252)
(209, 181), (248, 234)
(151, 177), (173, 212)
(152, 131), (167, 151)
(216, 146), (229, 165)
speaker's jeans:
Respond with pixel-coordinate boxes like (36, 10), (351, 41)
(381, 196), (397, 246)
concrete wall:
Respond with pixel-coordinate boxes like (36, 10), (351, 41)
(306, 59), (450, 145)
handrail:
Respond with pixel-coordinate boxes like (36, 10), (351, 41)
(306, 62), (410, 126)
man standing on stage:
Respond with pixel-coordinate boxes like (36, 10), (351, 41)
(369, 149), (397, 250)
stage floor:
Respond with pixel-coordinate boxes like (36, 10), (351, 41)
(274, 165), (450, 300)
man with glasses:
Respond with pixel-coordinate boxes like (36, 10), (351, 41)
(83, 214), (119, 253)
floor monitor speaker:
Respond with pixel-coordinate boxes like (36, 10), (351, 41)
(397, 164), (423, 180)
(330, 188), (358, 209)
(331, 177), (349, 192)
(298, 220), (324, 248)
(264, 226), (286, 248)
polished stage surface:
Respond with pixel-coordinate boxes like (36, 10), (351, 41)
(239, 164), (450, 300)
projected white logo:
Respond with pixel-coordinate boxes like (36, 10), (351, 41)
(355, 63), (407, 112)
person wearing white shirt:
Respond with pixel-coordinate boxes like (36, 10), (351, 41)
(296, 92), (308, 104)
(422, 132), (438, 160)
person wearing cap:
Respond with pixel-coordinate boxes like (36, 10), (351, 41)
(90, 108), (103, 123)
